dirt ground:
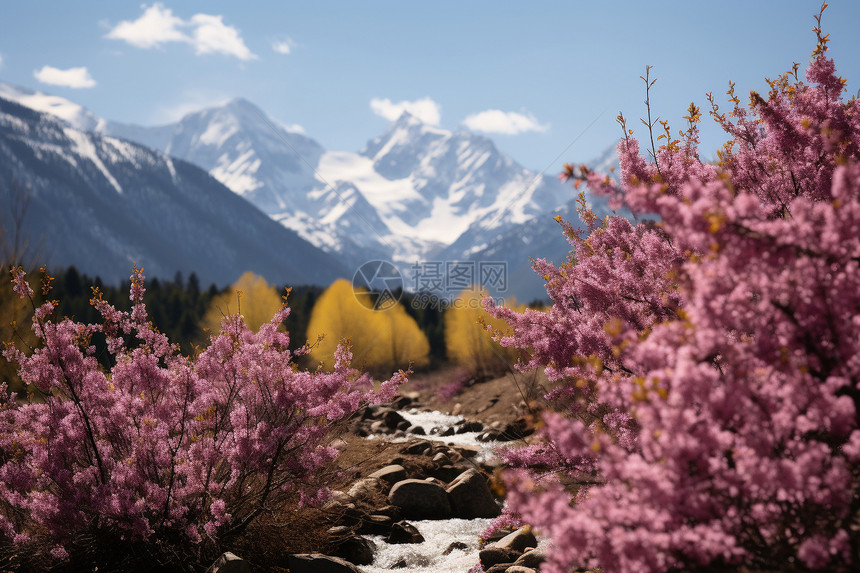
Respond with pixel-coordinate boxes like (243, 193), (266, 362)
(403, 364), (550, 425)
(331, 364), (549, 490)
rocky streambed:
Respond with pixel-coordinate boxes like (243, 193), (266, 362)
(207, 389), (546, 573)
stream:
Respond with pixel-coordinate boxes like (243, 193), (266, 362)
(359, 517), (493, 573)
(358, 409), (502, 573)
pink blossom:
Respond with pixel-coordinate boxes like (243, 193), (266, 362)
(0, 268), (404, 557)
(487, 26), (860, 573)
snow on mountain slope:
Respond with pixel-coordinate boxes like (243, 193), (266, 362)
(162, 98), (325, 210)
(127, 102), (582, 270)
(0, 80), (627, 300)
(0, 82), (106, 132)
(0, 95), (347, 287)
(441, 145), (626, 302)
(117, 98), (395, 264)
(358, 112), (573, 242)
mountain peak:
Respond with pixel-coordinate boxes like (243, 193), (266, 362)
(0, 81), (105, 132)
(390, 109), (449, 136)
(223, 97), (263, 115)
(393, 109), (421, 126)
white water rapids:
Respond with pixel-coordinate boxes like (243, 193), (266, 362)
(359, 517), (493, 573)
(358, 409), (501, 572)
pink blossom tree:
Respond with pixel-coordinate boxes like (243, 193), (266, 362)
(488, 9), (860, 572)
(0, 265), (403, 565)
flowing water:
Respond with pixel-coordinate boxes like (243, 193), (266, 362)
(358, 517), (493, 573)
(358, 409), (501, 572)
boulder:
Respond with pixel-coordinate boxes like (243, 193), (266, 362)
(388, 479), (451, 519)
(452, 445), (481, 459)
(332, 536), (376, 566)
(456, 420), (484, 433)
(446, 469), (500, 518)
(513, 547), (547, 569)
(505, 567), (538, 573)
(387, 520), (425, 544)
(356, 514), (393, 535)
(396, 419), (412, 431)
(400, 440), (432, 455)
(356, 404), (377, 420)
(484, 563), (516, 573)
(390, 554), (430, 568)
(382, 409), (406, 429)
(287, 554), (361, 573)
(479, 546), (523, 570)
(490, 526), (537, 553)
(442, 541), (468, 555)
(428, 464), (465, 483)
(367, 464), (407, 486)
(206, 552), (250, 573)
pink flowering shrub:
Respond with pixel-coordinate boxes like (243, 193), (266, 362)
(0, 266), (403, 563)
(488, 12), (860, 573)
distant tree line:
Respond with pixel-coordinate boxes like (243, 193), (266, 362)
(6, 267), (451, 363)
(4, 264), (525, 389)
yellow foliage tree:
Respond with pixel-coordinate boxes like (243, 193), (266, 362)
(307, 279), (429, 374)
(444, 286), (523, 377)
(202, 272), (284, 335)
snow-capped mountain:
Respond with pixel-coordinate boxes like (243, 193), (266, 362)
(0, 80), (624, 300)
(347, 111), (576, 257)
(117, 100), (622, 301)
(0, 95), (347, 287)
(129, 102), (581, 266)
(100, 98), (585, 280)
(110, 97), (394, 263)
(360, 112), (573, 240)
(445, 148), (624, 302)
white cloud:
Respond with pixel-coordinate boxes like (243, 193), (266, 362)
(0, 54), (4, 67)
(33, 66), (97, 89)
(106, 3), (256, 61)
(272, 39), (292, 55)
(105, 3), (186, 49)
(189, 14), (257, 60)
(462, 109), (549, 135)
(370, 96), (441, 126)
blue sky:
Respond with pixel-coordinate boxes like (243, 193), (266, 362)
(1, 1), (859, 173)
